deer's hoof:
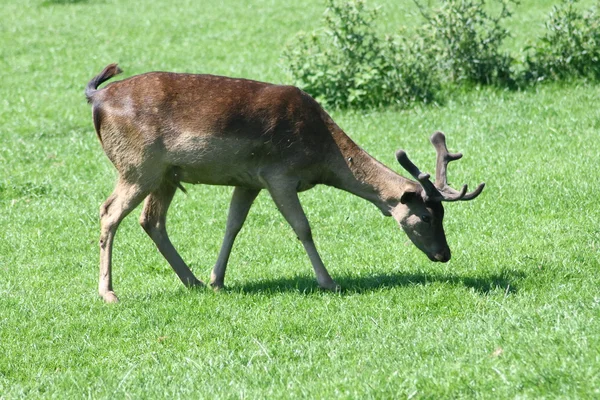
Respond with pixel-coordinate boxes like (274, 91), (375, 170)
(100, 291), (119, 303)
(319, 281), (341, 292)
(209, 280), (225, 292)
(184, 277), (205, 289)
(209, 271), (225, 291)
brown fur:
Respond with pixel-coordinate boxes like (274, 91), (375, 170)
(86, 64), (483, 302)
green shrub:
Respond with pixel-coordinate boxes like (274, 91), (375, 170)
(283, 0), (440, 109)
(414, 0), (518, 86)
(524, 0), (600, 82)
(284, 0), (600, 109)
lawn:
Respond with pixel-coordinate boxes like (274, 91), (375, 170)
(1, 0), (599, 398)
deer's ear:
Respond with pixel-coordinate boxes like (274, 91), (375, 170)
(400, 190), (420, 204)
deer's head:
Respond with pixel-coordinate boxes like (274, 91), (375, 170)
(391, 132), (485, 262)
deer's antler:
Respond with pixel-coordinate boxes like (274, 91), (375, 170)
(430, 132), (485, 201)
(396, 132), (485, 202)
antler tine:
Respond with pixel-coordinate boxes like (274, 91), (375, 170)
(395, 149), (440, 201)
(461, 182), (485, 200)
(430, 131), (462, 189)
(438, 184), (468, 202)
(429, 131), (485, 202)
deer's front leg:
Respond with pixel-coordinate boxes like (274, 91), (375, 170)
(266, 182), (339, 291)
(210, 187), (260, 290)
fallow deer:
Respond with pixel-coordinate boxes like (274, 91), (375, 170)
(86, 64), (484, 302)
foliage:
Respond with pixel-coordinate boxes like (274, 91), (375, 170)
(285, 0), (600, 108)
(283, 0), (440, 108)
(524, 0), (600, 82)
(415, 0), (518, 87)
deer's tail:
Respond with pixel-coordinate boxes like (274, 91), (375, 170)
(85, 63), (122, 103)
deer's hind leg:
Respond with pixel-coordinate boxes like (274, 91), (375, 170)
(139, 180), (203, 288)
(99, 179), (150, 303)
(210, 187), (260, 290)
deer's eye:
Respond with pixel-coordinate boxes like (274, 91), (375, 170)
(421, 215), (432, 224)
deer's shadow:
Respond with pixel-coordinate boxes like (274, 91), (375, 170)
(229, 269), (524, 295)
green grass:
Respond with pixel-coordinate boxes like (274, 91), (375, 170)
(1, 0), (600, 398)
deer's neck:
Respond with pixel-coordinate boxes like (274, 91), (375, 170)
(322, 119), (417, 215)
